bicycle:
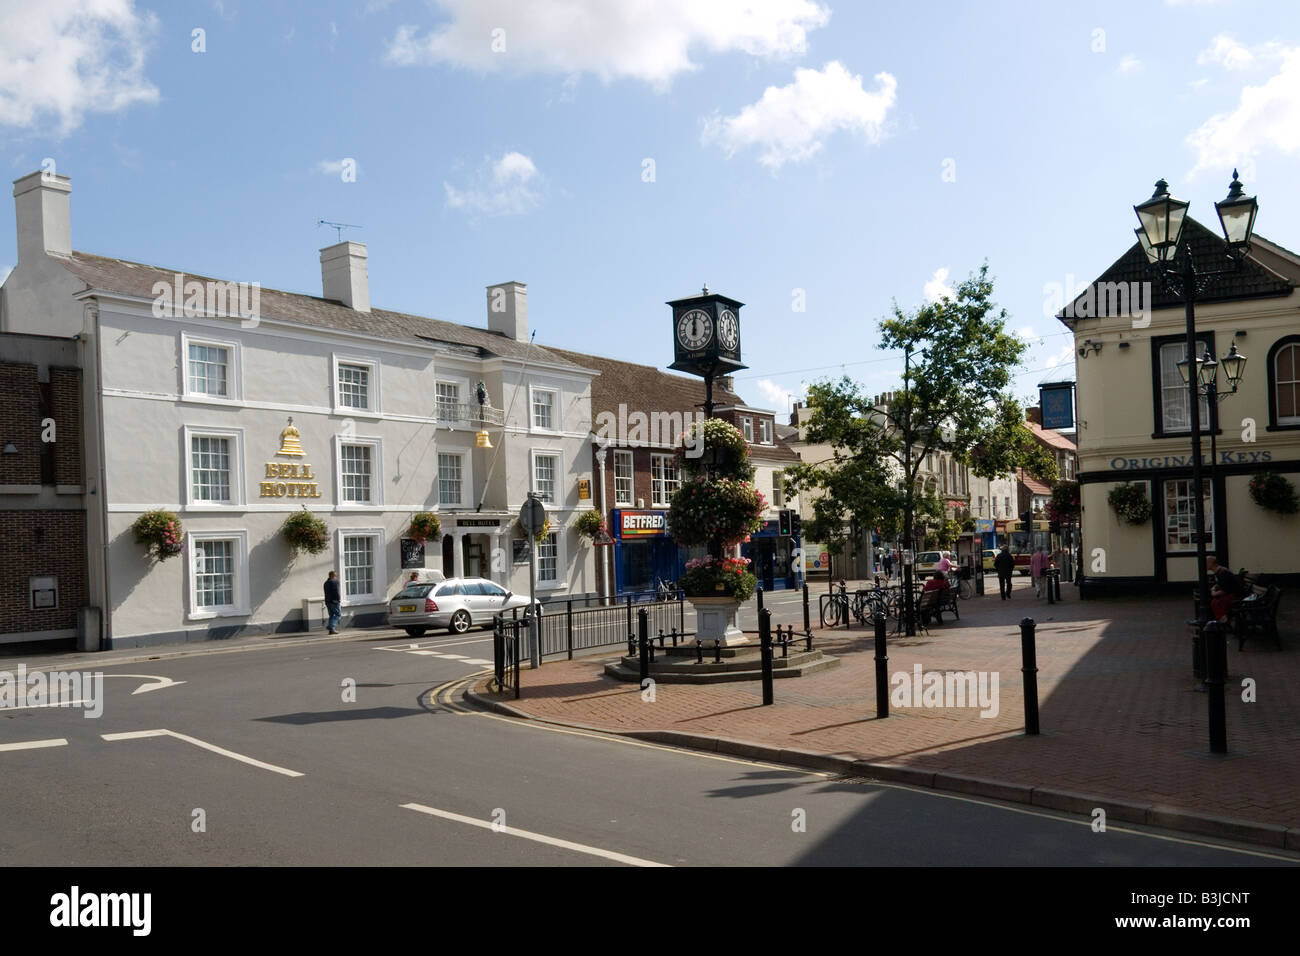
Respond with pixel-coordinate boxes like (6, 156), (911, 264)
(956, 574), (975, 600)
(819, 581), (850, 628)
(655, 578), (678, 602)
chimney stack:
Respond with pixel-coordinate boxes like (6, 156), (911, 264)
(320, 241), (370, 312)
(486, 281), (528, 342)
(13, 170), (71, 261)
(1026, 406), (1042, 426)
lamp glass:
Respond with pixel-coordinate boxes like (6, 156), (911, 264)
(1215, 172), (1259, 249)
(1177, 354), (1191, 385)
(1221, 343), (1247, 386)
(1197, 352), (1218, 389)
(1135, 228), (1159, 264)
(1135, 180), (1189, 256)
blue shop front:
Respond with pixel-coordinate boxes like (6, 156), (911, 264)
(610, 510), (799, 596)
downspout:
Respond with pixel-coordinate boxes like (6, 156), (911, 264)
(87, 299), (112, 650)
(595, 444), (608, 604)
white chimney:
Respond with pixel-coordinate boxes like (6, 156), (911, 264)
(320, 241), (370, 312)
(486, 281), (527, 342)
(13, 170), (71, 260)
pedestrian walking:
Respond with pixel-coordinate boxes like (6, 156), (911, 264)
(324, 570), (341, 634)
(1030, 546), (1048, 598)
(994, 545), (1015, 601)
(883, 550), (894, 579)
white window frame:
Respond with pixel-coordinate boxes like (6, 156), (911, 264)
(333, 435), (384, 508)
(336, 528), (387, 606)
(651, 453), (680, 507)
(535, 529), (567, 591)
(529, 385), (560, 433)
(183, 425), (246, 508)
(332, 354), (381, 417)
(180, 331), (242, 402)
(435, 380), (463, 422)
(187, 530), (250, 620)
(531, 449), (561, 504)
(1158, 341), (1210, 435)
(1275, 342), (1300, 425)
(740, 416), (754, 442)
(1164, 479), (1214, 553)
(613, 450), (634, 506)
(772, 470), (785, 507)
(437, 450), (468, 508)
(759, 419), (773, 444)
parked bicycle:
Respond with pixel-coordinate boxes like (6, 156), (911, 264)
(655, 577), (679, 602)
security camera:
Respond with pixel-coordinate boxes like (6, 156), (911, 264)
(1078, 347), (1086, 357)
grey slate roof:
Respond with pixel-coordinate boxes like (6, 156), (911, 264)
(1057, 218), (1294, 327)
(57, 251), (585, 369)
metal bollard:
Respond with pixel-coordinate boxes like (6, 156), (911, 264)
(657, 628), (665, 649)
(670, 627), (679, 647)
(696, 640), (703, 664)
(714, 640), (722, 664)
(874, 613), (889, 719)
(759, 608), (774, 706)
(1190, 619), (1206, 683)
(638, 609), (650, 682)
(1020, 618), (1040, 735)
(781, 624), (790, 659)
(803, 582), (811, 639)
(1053, 568), (1062, 602)
(1047, 571), (1055, 605)
(1205, 620), (1228, 754)
(756, 585), (764, 614)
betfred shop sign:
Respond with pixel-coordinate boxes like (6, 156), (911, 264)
(619, 510), (666, 536)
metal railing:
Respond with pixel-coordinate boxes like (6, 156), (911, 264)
(491, 618), (521, 699)
(435, 402), (506, 427)
(505, 593), (687, 661)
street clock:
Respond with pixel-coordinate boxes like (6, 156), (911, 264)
(666, 287), (747, 377)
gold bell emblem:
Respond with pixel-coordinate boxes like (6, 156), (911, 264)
(475, 428), (492, 449)
(278, 417), (305, 457)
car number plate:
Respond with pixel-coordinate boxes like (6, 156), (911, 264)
(399, 604), (417, 612)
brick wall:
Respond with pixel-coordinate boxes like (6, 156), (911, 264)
(0, 510), (88, 634)
(49, 366), (82, 486)
(0, 363), (41, 485)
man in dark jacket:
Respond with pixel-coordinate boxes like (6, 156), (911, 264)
(324, 571), (341, 634)
(994, 546), (1015, 601)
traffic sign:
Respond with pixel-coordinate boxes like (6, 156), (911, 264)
(519, 494), (547, 535)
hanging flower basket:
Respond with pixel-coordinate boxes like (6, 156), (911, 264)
(681, 556), (757, 602)
(132, 509), (185, 561)
(1047, 480), (1080, 524)
(667, 474), (765, 548)
(1107, 481), (1151, 526)
(407, 511), (442, 543)
(514, 515), (552, 544)
(281, 508), (330, 556)
(573, 509), (603, 540)
(1248, 471), (1299, 515)
(676, 418), (754, 481)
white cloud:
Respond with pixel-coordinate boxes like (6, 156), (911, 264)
(1186, 45), (1300, 175)
(385, 0), (829, 89)
(1045, 343), (1076, 369)
(756, 378), (798, 412)
(702, 61), (897, 169)
(1015, 325), (1041, 345)
(445, 150), (542, 216)
(1116, 54), (1142, 75)
(923, 267), (953, 303)
(1197, 34), (1286, 71)
(0, 0), (159, 134)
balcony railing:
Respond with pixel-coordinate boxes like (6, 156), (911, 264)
(435, 402), (505, 427)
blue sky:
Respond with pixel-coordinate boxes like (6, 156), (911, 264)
(3, 0), (1299, 415)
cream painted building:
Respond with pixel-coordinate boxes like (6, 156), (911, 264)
(1, 171), (596, 648)
(1060, 218), (1300, 594)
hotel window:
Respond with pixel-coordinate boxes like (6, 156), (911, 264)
(438, 453), (463, 506)
(537, 532), (558, 583)
(533, 453), (558, 503)
(342, 535), (375, 601)
(740, 417), (754, 442)
(191, 435), (231, 502)
(531, 387), (557, 431)
(1269, 337), (1300, 427)
(1164, 479), (1214, 552)
(333, 355), (379, 414)
(772, 470), (785, 507)
(188, 531), (248, 618)
(188, 343), (229, 397)
(1154, 338), (1210, 435)
(651, 453), (680, 506)
(613, 450), (634, 506)
(436, 382), (460, 421)
(759, 419), (773, 444)
(340, 444), (373, 503)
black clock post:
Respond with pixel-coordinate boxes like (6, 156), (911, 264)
(667, 285), (747, 420)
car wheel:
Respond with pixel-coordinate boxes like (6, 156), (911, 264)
(404, 626), (427, 637)
(449, 610), (472, 634)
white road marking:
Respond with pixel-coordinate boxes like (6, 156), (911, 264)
(2, 699), (92, 711)
(462, 659), (492, 665)
(0, 738), (69, 752)
(108, 674), (188, 695)
(400, 803), (669, 867)
(102, 729), (304, 777)
(409, 650), (443, 656)
(436, 654), (468, 660)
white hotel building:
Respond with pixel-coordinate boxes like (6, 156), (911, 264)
(0, 171), (597, 648)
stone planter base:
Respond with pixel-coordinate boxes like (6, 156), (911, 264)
(687, 596), (747, 645)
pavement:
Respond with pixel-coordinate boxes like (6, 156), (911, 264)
(469, 575), (1300, 849)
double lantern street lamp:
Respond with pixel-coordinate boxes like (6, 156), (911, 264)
(1132, 171), (1257, 752)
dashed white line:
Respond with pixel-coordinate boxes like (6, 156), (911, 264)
(102, 729), (304, 777)
(399, 803), (669, 867)
(0, 738), (69, 752)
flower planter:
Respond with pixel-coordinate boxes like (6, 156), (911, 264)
(686, 595), (747, 646)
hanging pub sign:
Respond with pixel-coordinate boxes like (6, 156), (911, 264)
(1039, 383), (1075, 430)
(400, 538), (425, 570)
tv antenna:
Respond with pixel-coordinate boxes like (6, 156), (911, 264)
(317, 219), (362, 242)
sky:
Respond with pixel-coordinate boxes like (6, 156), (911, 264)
(3, 0), (1299, 417)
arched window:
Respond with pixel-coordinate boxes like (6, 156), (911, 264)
(1269, 336), (1300, 428)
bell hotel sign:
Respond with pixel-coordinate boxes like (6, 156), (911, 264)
(259, 418), (323, 499)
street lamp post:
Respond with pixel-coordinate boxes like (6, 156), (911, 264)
(1134, 171), (1258, 751)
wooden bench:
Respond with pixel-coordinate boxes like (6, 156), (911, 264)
(918, 586), (959, 625)
(1227, 583), (1282, 651)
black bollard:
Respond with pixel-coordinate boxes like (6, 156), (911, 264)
(803, 582), (811, 639)
(1020, 618), (1040, 735)
(638, 609), (650, 682)
(657, 628), (665, 649)
(1054, 568), (1062, 601)
(781, 624), (790, 659)
(759, 608), (774, 706)
(1205, 620), (1228, 754)
(874, 613), (889, 719)
(1191, 619), (1206, 683)
(1047, 571), (1055, 605)
(695, 639), (703, 664)
(756, 585), (764, 614)
(671, 627), (679, 647)
(714, 640), (722, 664)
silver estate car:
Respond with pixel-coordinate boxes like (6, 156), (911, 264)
(386, 576), (542, 636)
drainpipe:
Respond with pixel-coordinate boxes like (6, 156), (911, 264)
(87, 299), (111, 650)
(595, 444), (609, 605)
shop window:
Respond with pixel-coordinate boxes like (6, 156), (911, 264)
(1164, 479), (1214, 552)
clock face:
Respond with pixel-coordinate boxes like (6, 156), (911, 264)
(717, 309), (739, 351)
(677, 309), (713, 351)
